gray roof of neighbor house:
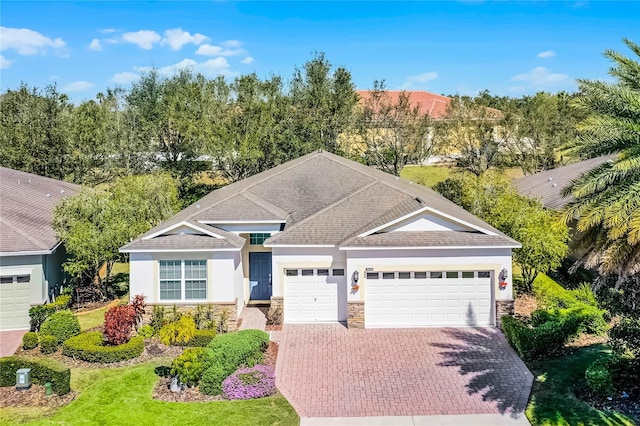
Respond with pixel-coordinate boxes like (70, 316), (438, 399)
(0, 167), (80, 255)
(122, 151), (520, 252)
(512, 155), (615, 210)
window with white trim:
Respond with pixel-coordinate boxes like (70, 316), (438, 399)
(159, 260), (207, 301)
(0, 275), (30, 284)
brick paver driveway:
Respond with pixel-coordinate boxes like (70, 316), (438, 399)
(275, 324), (533, 418)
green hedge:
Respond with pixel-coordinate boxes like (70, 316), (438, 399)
(22, 332), (38, 350)
(200, 329), (269, 395)
(40, 335), (58, 354)
(533, 274), (598, 310)
(184, 329), (217, 347)
(0, 356), (70, 395)
(28, 295), (72, 332)
(62, 332), (144, 363)
(40, 310), (81, 344)
(502, 313), (583, 361)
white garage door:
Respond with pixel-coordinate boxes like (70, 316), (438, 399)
(284, 268), (347, 323)
(0, 273), (32, 331)
(365, 270), (493, 327)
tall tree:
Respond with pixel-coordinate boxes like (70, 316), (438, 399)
(562, 38), (640, 282)
(352, 81), (433, 176)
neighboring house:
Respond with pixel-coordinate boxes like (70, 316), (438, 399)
(0, 167), (80, 331)
(513, 155), (615, 210)
(121, 151), (520, 329)
(356, 90), (452, 119)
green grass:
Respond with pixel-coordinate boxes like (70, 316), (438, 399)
(526, 344), (635, 426)
(400, 165), (525, 188)
(0, 360), (299, 426)
(76, 303), (115, 332)
(111, 262), (129, 276)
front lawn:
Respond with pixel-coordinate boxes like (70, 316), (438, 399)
(76, 300), (119, 332)
(526, 344), (635, 426)
(0, 360), (299, 426)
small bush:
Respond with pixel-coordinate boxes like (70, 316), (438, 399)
(103, 305), (136, 345)
(222, 365), (276, 400)
(130, 294), (146, 330)
(531, 306), (607, 336)
(54, 294), (72, 309)
(150, 305), (166, 334)
(62, 331), (144, 363)
(22, 332), (39, 350)
(200, 329), (269, 395)
(28, 295), (73, 332)
(171, 347), (207, 387)
(40, 335), (58, 354)
(585, 357), (613, 395)
(138, 324), (154, 338)
(0, 356), (70, 395)
(39, 310), (81, 344)
(184, 329), (217, 347)
(200, 362), (227, 395)
(609, 315), (640, 357)
(159, 316), (195, 346)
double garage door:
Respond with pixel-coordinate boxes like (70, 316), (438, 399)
(365, 270), (493, 327)
(284, 268), (347, 323)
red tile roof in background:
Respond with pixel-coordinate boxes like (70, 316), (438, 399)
(357, 90), (452, 119)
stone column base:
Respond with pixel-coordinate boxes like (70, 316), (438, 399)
(496, 299), (515, 328)
(267, 296), (284, 325)
(347, 301), (365, 329)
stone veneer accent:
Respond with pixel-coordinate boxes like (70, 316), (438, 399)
(347, 301), (365, 329)
(142, 300), (238, 332)
(496, 299), (515, 328)
(267, 296), (284, 325)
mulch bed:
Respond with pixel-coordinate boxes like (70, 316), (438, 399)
(152, 341), (279, 403)
(578, 387), (640, 422)
(514, 293), (537, 317)
(0, 384), (76, 409)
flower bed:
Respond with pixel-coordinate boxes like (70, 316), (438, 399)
(222, 365), (276, 400)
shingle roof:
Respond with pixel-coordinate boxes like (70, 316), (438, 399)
(122, 233), (245, 251)
(123, 151), (519, 251)
(512, 155), (615, 210)
(0, 167), (80, 254)
(342, 231), (519, 248)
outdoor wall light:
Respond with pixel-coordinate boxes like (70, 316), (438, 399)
(353, 270), (359, 283)
(499, 268), (508, 281)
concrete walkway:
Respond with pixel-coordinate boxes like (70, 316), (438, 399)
(0, 329), (27, 357)
(238, 306), (267, 330)
(277, 324), (533, 419)
(301, 413), (530, 425)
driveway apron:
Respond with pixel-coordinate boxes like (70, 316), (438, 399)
(275, 324), (533, 418)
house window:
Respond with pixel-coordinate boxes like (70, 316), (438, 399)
(250, 233), (271, 245)
(383, 272), (395, 279)
(398, 272), (411, 279)
(286, 269), (299, 276)
(366, 272), (379, 280)
(159, 260), (207, 301)
(317, 269), (329, 276)
(332, 269), (345, 276)
(414, 272), (427, 279)
(301, 269), (314, 276)
(446, 272), (459, 279)
(478, 271), (491, 278)
(462, 271), (475, 279)
(430, 272), (443, 279)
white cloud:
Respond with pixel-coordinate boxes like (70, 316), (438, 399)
(122, 30), (161, 49)
(110, 72), (140, 85)
(537, 50), (556, 58)
(89, 38), (102, 51)
(0, 26), (66, 55)
(136, 57), (234, 78)
(161, 28), (209, 50)
(101, 28), (117, 34)
(195, 43), (245, 57)
(400, 71), (438, 89)
(241, 56), (254, 64)
(63, 81), (95, 92)
(0, 54), (13, 69)
(510, 66), (572, 91)
(221, 40), (242, 48)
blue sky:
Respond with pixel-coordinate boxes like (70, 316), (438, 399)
(1, 1), (638, 102)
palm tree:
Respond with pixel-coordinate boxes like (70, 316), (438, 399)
(562, 38), (640, 283)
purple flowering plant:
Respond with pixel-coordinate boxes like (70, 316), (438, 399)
(222, 365), (276, 400)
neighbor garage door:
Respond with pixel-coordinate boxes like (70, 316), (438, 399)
(0, 273), (32, 331)
(284, 268), (347, 323)
(365, 270), (493, 327)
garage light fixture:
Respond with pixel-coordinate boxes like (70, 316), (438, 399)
(353, 270), (359, 283)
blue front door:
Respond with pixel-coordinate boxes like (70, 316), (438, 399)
(249, 252), (272, 300)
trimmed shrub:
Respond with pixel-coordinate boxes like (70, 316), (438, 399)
(40, 335), (58, 354)
(62, 331), (144, 363)
(502, 313), (582, 361)
(610, 315), (640, 357)
(103, 304), (136, 345)
(54, 294), (72, 309)
(200, 329), (269, 395)
(138, 324), (154, 338)
(22, 332), (39, 350)
(40, 310), (81, 344)
(531, 306), (607, 336)
(171, 347), (207, 387)
(585, 357), (613, 395)
(184, 329), (217, 347)
(0, 356), (70, 395)
(222, 365), (276, 400)
(28, 295), (73, 332)
(159, 316), (196, 346)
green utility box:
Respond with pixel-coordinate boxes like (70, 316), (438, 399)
(16, 368), (31, 390)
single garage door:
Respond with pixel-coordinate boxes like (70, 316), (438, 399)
(0, 273), (32, 331)
(365, 270), (493, 327)
(284, 268), (347, 323)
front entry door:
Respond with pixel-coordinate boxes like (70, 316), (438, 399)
(249, 252), (272, 300)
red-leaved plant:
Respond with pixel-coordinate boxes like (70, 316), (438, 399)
(130, 294), (146, 331)
(103, 305), (137, 345)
